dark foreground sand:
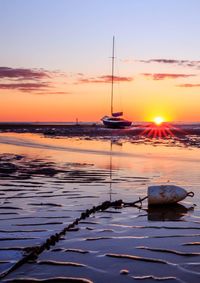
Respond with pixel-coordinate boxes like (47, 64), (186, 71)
(0, 131), (199, 282)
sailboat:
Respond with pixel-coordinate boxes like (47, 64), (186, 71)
(101, 36), (132, 128)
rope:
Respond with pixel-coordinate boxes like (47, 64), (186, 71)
(187, 192), (195, 197)
(123, 196), (148, 207)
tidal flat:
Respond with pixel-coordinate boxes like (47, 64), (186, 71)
(0, 128), (200, 282)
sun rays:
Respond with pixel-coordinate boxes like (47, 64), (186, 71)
(141, 122), (185, 138)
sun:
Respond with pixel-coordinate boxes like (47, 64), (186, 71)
(154, 116), (164, 126)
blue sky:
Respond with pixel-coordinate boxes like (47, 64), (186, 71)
(1, 0), (200, 70)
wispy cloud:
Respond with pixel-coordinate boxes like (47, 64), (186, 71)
(77, 75), (133, 84)
(0, 67), (68, 94)
(136, 59), (200, 69)
(0, 82), (49, 92)
(0, 67), (50, 80)
(142, 73), (195, 80)
(176, 83), (200, 88)
(35, 91), (70, 95)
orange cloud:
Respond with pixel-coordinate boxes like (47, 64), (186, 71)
(142, 73), (195, 80)
(176, 83), (200, 87)
(77, 75), (133, 84)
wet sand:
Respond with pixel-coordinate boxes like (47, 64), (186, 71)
(0, 123), (200, 149)
(0, 131), (199, 282)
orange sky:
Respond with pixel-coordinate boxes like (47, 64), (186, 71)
(0, 60), (199, 122)
(0, 1), (200, 122)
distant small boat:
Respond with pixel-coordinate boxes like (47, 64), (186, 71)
(101, 37), (132, 128)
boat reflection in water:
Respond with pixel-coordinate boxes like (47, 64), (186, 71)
(108, 140), (123, 201)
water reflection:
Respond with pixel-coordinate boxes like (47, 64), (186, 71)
(108, 140), (123, 201)
(147, 203), (194, 221)
(0, 132), (199, 203)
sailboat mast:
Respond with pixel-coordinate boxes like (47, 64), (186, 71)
(111, 36), (115, 115)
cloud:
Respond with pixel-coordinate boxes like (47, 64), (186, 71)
(0, 67), (50, 80)
(176, 83), (200, 88)
(35, 91), (70, 95)
(139, 59), (178, 64)
(142, 73), (195, 80)
(137, 59), (200, 69)
(0, 67), (67, 94)
(77, 75), (133, 84)
(0, 82), (49, 92)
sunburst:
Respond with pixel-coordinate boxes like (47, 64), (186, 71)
(141, 121), (185, 138)
(154, 116), (164, 126)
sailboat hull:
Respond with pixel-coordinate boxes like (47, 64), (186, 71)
(102, 116), (132, 128)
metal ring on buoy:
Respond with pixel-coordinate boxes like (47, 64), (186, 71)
(187, 191), (194, 197)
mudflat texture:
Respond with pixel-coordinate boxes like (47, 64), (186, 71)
(0, 131), (199, 282)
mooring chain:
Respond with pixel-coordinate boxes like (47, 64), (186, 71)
(2, 198), (144, 280)
(1, 189), (194, 280)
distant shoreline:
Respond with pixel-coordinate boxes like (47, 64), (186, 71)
(0, 121), (200, 125)
(0, 122), (200, 137)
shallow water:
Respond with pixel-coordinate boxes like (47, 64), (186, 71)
(0, 133), (199, 282)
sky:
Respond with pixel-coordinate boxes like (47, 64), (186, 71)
(0, 0), (200, 122)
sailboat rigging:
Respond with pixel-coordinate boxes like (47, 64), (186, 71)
(101, 36), (132, 128)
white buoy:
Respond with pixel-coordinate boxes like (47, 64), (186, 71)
(148, 185), (194, 205)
